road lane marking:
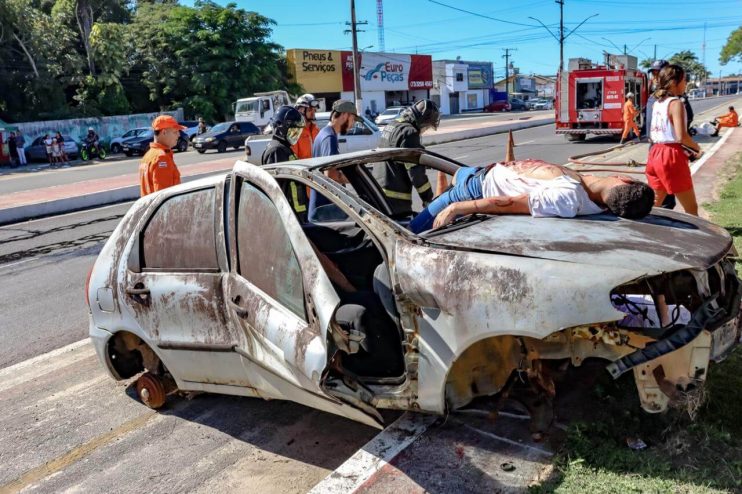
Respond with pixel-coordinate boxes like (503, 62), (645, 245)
(307, 412), (435, 494)
(0, 412), (157, 494)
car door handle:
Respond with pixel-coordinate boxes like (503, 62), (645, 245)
(126, 286), (150, 296)
(228, 297), (250, 318)
(338, 138), (347, 143)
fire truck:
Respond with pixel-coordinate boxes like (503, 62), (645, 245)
(555, 54), (648, 141)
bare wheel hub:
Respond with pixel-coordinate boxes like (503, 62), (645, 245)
(136, 372), (167, 409)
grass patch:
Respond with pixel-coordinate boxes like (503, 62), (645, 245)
(531, 153), (742, 494)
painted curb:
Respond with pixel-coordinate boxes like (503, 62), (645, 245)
(0, 118), (553, 226)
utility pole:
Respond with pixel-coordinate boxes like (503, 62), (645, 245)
(346, 0), (367, 113)
(623, 44), (627, 55)
(557, 0), (564, 72)
(503, 48), (516, 99)
(653, 44), (657, 61)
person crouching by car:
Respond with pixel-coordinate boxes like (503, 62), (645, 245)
(139, 116), (186, 197)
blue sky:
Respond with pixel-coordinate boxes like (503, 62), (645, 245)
(184, 0), (742, 78)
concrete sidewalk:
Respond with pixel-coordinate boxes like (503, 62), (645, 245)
(0, 115), (553, 225)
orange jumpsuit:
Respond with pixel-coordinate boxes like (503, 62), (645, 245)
(291, 121), (319, 159)
(621, 99), (640, 140)
(716, 110), (739, 128)
(139, 142), (181, 197)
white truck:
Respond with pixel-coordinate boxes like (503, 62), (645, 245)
(244, 112), (381, 165)
(234, 91), (291, 129)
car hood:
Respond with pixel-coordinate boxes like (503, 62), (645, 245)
(425, 209), (732, 274)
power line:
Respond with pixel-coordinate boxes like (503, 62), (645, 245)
(426, 0), (538, 28)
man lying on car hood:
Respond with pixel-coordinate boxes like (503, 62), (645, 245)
(409, 159), (655, 233)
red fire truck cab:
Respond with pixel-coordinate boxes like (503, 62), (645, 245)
(555, 55), (648, 141)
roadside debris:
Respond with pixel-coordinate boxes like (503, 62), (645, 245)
(626, 437), (648, 451)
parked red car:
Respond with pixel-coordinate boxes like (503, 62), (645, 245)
(484, 100), (511, 112)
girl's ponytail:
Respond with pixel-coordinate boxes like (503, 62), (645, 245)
(653, 64), (686, 100)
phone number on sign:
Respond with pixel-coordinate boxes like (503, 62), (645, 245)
(409, 81), (433, 88)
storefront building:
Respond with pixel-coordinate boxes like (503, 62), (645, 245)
(286, 49), (433, 115)
(431, 60), (494, 115)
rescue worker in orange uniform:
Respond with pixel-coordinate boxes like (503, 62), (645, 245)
(292, 93), (320, 159)
(139, 115), (186, 197)
(711, 106), (738, 136)
(620, 92), (640, 144)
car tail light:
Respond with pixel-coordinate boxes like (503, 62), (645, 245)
(85, 266), (94, 308)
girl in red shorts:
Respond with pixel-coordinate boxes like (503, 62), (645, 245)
(646, 64), (702, 215)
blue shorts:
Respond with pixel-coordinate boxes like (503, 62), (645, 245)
(409, 166), (483, 233)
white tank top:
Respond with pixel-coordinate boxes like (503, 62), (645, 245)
(650, 97), (684, 143)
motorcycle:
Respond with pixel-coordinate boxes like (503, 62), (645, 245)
(80, 142), (107, 161)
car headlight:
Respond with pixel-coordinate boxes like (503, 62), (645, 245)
(205, 137), (215, 142)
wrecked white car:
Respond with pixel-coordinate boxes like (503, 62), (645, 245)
(87, 148), (741, 429)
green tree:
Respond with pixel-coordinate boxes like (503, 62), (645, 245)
(668, 50), (709, 86)
(0, 0), (83, 120)
(720, 26), (742, 65)
(129, 1), (299, 120)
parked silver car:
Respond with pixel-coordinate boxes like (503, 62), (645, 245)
(88, 149), (741, 429)
(374, 106), (406, 127)
(26, 135), (79, 161)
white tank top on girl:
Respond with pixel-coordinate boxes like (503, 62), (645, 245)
(650, 96), (685, 143)
(480, 164), (604, 218)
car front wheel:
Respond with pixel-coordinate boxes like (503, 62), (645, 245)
(110, 143), (121, 154)
(217, 141), (227, 153)
(197, 149), (206, 154)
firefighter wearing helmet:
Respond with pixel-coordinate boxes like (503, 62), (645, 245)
(376, 99), (440, 216)
(261, 105), (309, 221)
(293, 93), (320, 159)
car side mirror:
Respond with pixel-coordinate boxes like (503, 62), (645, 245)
(333, 304), (368, 354)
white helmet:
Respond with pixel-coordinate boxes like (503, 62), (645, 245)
(295, 93), (319, 109)
(626, 92), (635, 99)
(88, 127), (94, 131)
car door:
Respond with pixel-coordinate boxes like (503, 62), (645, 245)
(224, 164), (382, 427)
(122, 185), (251, 386)
(339, 118), (374, 153)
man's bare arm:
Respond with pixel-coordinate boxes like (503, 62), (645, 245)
(432, 194), (530, 229)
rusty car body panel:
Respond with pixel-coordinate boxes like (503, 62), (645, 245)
(89, 148), (742, 428)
